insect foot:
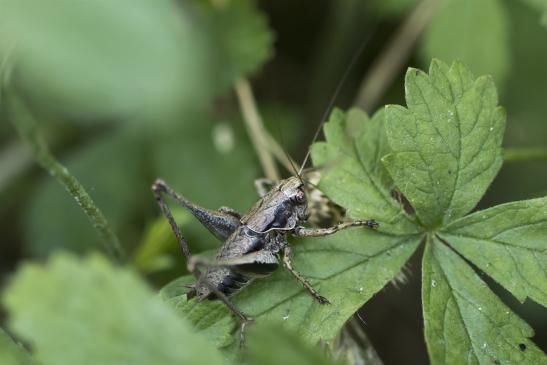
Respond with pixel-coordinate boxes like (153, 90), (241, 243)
(239, 315), (255, 347)
(315, 294), (331, 305)
(359, 219), (379, 229)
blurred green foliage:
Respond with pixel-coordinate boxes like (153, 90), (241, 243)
(0, 0), (546, 364)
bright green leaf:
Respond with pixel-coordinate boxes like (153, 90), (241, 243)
(311, 107), (420, 234)
(132, 209), (192, 274)
(0, 328), (36, 365)
(383, 60), (505, 227)
(0, 0), (210, 121)
(440, 196), (547, 306)
(421, 0), (510, 85)
(163, 229), (421, 351)
(422, 238), (545, 364)
(2, 253), (224, 365)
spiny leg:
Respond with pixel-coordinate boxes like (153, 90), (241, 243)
(152, 179), (192, 260)
(152, 180), (251, 344)
(291, 219), (378, 237)
(152, 179), (241, 241)
(190, 260), (254, 346)
(282, 246), (330, 305)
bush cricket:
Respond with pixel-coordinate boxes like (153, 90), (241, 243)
(152, 38), (379, 344)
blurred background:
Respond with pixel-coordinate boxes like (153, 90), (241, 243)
(0, 0), (546, 363)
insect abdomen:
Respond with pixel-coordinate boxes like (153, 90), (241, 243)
(217, 270), (251, 297)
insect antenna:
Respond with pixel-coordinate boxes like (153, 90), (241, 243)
(298, 30), (377, 176)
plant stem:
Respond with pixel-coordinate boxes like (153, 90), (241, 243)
(235, 79), (280, 181)
(353, 0), (438, 112)
(8, 97), (126, 263)
(503, 147), (547, 163)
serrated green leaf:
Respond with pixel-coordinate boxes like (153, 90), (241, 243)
(0, 328), (36, 365)
(245, 323), (341, 365)
(421, 0), (510, 85)
(422, 238), (545, 364)
(440, 196), (547, 306)
(163, 229), (421, 351)
(383, 60), (505, 227)
(0, 0), (210, 121)
(2, 253), (224, 365)
(310, 108), (419, 234)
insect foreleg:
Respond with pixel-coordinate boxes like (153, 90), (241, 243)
(282, 246), (330, 305)
(152, 179), (241, 241)
(291, 219), (378, 237)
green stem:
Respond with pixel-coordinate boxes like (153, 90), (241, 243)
(8, 97), (125, 262)
(503, 147), (547, 163)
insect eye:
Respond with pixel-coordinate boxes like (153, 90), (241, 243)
(293, 191), (306, 203)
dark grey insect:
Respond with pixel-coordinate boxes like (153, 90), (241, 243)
(152, 172), (378, 341)
(152, 33), (378, 343)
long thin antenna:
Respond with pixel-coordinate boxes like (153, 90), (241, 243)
(298, 28), (377, 175)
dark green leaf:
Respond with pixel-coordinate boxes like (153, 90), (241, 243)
(421, 0), (510, 85)
(441, 196), (547, 306)
(311, 107), (419, 234)
(369, 0), (419, 17)
(383, 60), (505, 227)
(197, 0), (274, 93)
(422, 238), (545, 364)
(152, 116), (259, 213)
(520, 0), (547, 27)
(163, 230), (421, 350)
(25, 130), (146, 256)
(2, 253), (224, 365)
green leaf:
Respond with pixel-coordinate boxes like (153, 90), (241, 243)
(520, 0), (547, 27)
(197, 0), (274, 93)
(2, 253), (224, 365)
(163, 229), (421, 350)
(160, 276), (237, 349)
(0, 0), (210, 121)
(383, 60), (505, 227)
(245, 323), (341, 365)
(0, 328), (36, 365)
(422, 238), (545, 364)
(440, 196), (547, 306)
(310, 107), (419, 234)
(421, 0), (510, 85)
(152, 115), (259, 213)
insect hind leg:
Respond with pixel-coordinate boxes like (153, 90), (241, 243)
(190, 259), (254, 346)
(152, 179), (193, 260)
(152, 179), (252, 345)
